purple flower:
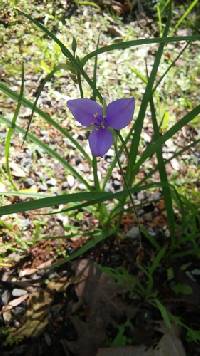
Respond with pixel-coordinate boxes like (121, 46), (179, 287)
(67, 98), (135, 157)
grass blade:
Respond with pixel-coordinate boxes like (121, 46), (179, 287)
(82, 34), (200, 65)
(4, 62), (24, 188)
(23, 65), (61, 142)
(0, 182), (161, 216)
(154, 299), (172, 329)
(127, 2), (172, 185)
(136, 136), (200, 189)
(174, 0), (199, 33)
(51, 228), (115, 269)
(17, 10), (102, 102)
(149, 95), (175, 239)
(131, 104), (200, 179)
(154, 42), (189, 92)
(0, 191), (52, 198)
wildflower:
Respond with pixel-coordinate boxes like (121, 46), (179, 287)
(67, 98), (135, 157)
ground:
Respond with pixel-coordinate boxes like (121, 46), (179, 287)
(0, 1), (200, 355)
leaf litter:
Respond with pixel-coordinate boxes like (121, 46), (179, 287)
(0, 1), (200, 355)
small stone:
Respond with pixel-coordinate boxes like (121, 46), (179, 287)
(142, 131), (151, 143)
(144, 212), (152, 221)
(79, 184), (86, 190)
(44, 332), (52, 346)
(150, 192), (160, 201)
(3, 310), (12, 324)
(137, 191), (145, 201)
(10, 162), (26, 177)
(126, 226), (140, 239)
(171, 158), (181, 171)
(13, 320), (20, 328)
(2, 290), (11, 305)
(12, 306), (25, 316)
(1, 271), (10, 281)
(24, 178), (34, 188)
(31, 274), (41, 280)
(67, 175), (75, 188)
(191, 269), (200, 276)
(46, 178), (57, 186)
(19, 268), (37, 277)
(112, 179), (121, 191)
(62, 181), (68, 189)
(39, 184), (47, 191)
(12, 289), (27, 297)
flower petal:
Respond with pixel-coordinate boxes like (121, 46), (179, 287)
(106, 98), (135, 130)
(67, 99), (102, 127)
(88, 128), (113, 157)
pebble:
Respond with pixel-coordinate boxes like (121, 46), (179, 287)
(142, 131), (151, 143)
(1, 290), (11, 305)
(62, 181), (68, 189)
(19, 268), (37, 278)
(24, 178), (35, 187)
(79, 183), (86, 190)
(2, 271), (10, 281)
(150, 192), (160, 201)
(112, 179), (121, 191)
(12, 289), (27, 297)
(67, 175), (75, 188)
(126, 226), (140, 239)
(12, 306), (25, 316)
(10, 162), (26, 177)
(13, 320), (20, 328)
(46, 178), (57, 187)
(137, 191), (146, 201)
(171, 158), (181, 171)
(144, 212), (152, 221)
(3, 310), (12, 324)
(39, 184), (47, 191)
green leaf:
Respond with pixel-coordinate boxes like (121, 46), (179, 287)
(174, 0), (199, 33)
(82, 34), (200, 65)
(130, 67), (148, 84)
(71, 36), (77, 54)
(52, 228), (114, 268)
(0, 182), (160, 216)
(131, 104), (200, 179)
(149, 96), (175, 239)
(171, 283), (193, 296)
(17, 10), (102, 102)
(4, 62), (24, 188)
(154, 299), (172, 329)
(127, 3), (172, 186)
(23, 65), (60, 143)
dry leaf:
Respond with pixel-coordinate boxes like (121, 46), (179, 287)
(97, 329), (186, 356)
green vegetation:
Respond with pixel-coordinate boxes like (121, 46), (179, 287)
(0, 0), (200, 353)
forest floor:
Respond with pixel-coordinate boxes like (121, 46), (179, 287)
(0, 1), (200, 355)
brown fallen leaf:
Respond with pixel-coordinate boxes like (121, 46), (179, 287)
(97, 329), (186, 356)
(67, 259), (136, 356)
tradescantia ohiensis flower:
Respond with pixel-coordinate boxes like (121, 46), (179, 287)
(67, 98), (135, 157)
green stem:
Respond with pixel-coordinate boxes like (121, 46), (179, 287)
(111, 133), (142, 244)
(92, 157), (100, 191)
(77, 71), (84, 98)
